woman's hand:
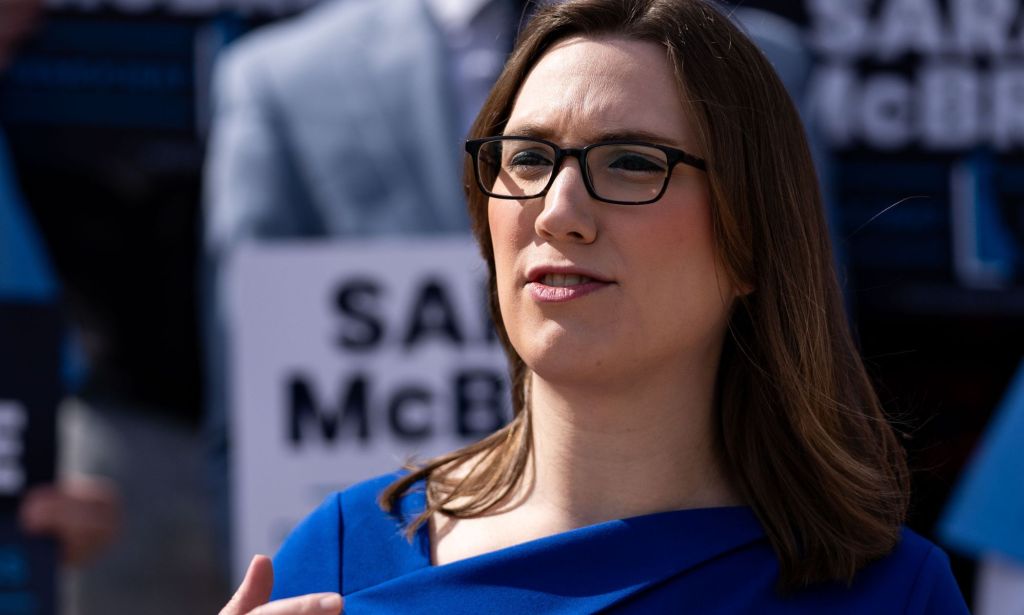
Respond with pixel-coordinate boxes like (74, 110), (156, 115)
(220, 555), (344, 615)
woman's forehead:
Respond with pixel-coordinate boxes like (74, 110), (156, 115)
(504, 35), (695, 149)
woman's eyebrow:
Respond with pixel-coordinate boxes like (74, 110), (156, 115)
(501, 123), (556, 139)
(502, 123), (681, 146)
(596, 129), (680, 145)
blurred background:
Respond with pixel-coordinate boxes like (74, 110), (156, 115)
(0, 0), (1022, 613)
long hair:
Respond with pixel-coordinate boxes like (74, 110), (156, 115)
(381, 0), (910, 589)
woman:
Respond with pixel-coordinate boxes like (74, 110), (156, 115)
(222, 0), (968, 612)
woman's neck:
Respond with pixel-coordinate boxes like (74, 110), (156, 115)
(429, 354), (743, 567)
(521, 358), (742, 528)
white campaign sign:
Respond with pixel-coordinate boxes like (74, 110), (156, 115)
(806, 0), (1024, 150)
(227, 238), (509, 582)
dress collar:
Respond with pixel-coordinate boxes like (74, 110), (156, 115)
(350, 497), (766, 613)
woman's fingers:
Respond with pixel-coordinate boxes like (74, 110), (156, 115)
(220, 555), (275, 615)
(249, 593), (343, 615)
(220, 557), (342, 615)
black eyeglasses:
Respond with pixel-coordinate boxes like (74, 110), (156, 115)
(466, 136), (707, 205)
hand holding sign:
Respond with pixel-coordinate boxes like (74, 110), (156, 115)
(19, 476), (121, 566)
(221, 555), (343, 615)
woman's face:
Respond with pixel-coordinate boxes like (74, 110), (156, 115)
(490, 35), (740, 387)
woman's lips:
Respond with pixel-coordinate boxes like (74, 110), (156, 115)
(525, 271), (613, 303)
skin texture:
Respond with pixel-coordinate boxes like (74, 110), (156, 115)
(432, 36), (742, 566)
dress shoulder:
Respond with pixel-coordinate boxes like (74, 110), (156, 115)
(270, 471), (426, 600)
(848, 527), (968, 614)
(269, 490), (343, 600)
(895, 529), (970, 614)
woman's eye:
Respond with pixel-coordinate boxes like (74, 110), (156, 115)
(608, 154), (665, 174)
(508, 151), (553, 168)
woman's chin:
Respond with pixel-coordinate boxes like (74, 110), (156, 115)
(521, 341), (626, 389)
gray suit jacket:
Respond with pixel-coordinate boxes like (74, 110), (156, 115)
(205, 0), (470, 247)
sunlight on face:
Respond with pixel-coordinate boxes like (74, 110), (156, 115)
(490, 36), (738, 389)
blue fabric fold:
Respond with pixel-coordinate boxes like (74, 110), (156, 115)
(272, 472), (969, 614)
(345, 503), (762, 614)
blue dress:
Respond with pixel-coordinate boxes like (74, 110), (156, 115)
(271, 473), (968, 614)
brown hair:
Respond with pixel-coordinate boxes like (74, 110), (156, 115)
(382, 0), (909, 589)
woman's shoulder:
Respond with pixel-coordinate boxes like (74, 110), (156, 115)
(616, 522), (967, 614)
(270, 470), (428, 600)
(864, 526), (949, 582)
(865, 527), (969, 614)
(338, 470), (412, 518)
(792, 527), (968, 614)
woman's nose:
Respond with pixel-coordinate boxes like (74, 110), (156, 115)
(533, 160), (597, 244)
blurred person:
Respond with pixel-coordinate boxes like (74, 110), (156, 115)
(0, 0), (120, 576)
(2, 0), (229, 612)
(940, 359), (1024, 614)
(222, 0), (968, 612)
(203, 0), (526, 576)
(1, 96), (119, 577)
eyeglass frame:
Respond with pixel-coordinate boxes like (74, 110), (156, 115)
(465, 136), (708, 206)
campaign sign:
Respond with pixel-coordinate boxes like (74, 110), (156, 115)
(800, 0), (1024, 307)
(227, 238), (510, 581)
(0, 303), (59, 615)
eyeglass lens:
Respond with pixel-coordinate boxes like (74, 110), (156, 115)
(477, 139), (670, 203)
